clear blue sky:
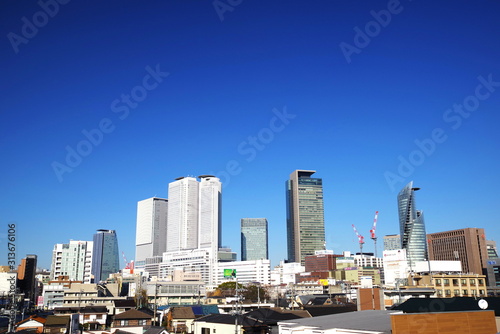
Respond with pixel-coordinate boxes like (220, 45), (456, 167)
(1, 0), (499, 269)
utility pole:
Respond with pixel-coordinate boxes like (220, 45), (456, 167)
(153, 282), (159, 326)
(234, 273), (239, 334)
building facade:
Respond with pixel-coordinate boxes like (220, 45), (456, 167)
(383, 234), (401, 251)
(286, 170), (325, 264)
(427, 228), (488, 276)
(241, 218), (268, 261)
(92, 230), (120, 282)
(135, 197), (168, 268)
(50, 240), (93, 283)
(167, 175), (221, 253)
(397, 182), (427, 268)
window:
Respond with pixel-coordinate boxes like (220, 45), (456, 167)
(479, 290), (485, 295)
(120, 320), (129, 326)
(478, 279), (484, 285)
(461, 279), (467, 285)
(435, 279), (441, 285)
(463, 289), (468, 296)
(452, 279), (459, 286)
(470, 279), (475, 285)
(437, 290), (443, 296)
(454, 289), (460, 296)
(139, 320), (147, 326)
(445, 289), (451, 296)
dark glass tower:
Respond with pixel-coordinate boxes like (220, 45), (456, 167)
(241, 218), (268, 261)
(397, 181), (428, 268)
(92, 229), (120, 282)
(286, 170), (325, 265)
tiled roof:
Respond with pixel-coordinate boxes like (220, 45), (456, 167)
(170, 307), (195, 319)
(114, 309), (153, 320)
(44, 315), (70, 326)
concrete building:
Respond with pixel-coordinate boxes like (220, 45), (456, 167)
(135, 197), (168, 268)
(50, 240), (93, 283)
(397, 182), (428, 268)
(427, 228), (488, 276)
(487, 240), (499, 259)
(270, 261), (305, 285)
(383, 234), (401, 251)
(286, 170), (325, 265)
(241, 218), (268, 261)
(304, 253), (340, 272)
(92, 230), (120, 283)
(17, 254), (38, 307)
(217, 259), (271, 285)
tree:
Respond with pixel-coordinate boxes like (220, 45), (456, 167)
(134, 288), (148, 309)
(244, 284), (269, 302)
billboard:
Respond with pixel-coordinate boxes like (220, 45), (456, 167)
(223, 269), (236, 278)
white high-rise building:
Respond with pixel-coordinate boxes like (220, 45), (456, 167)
(167, 177), (200, 251)
(50, 240), (93, 283)
(135, 197), (168, 268)
(198, 175), (222, 251)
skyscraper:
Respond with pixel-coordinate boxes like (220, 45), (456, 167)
(167, 177), (200, 251)
(92, 229), (119, 282)
(198, 175), (222, 252)
(135, 197), (168, 267)
(50, 240), (93, 283)
(286, 170), (325, 265)
(427, 228), (488, 275)
(397, 182), (427, 268)
(166, 175), (222, 252)
(241, 218), (268, 261)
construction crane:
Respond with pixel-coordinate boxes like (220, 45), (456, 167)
(352, 224), (365, 256)
(369, 211), (379, 258)
(122, 251), (131, 269)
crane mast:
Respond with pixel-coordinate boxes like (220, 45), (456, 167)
(369, 211), (379, 258)
(352, 224), (365, 256)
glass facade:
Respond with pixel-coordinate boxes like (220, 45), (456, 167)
(286, 170), (325, 264)
(397, 182), (427, 269)
(241, 218), (268, 261)
(92, 229), (120, 282)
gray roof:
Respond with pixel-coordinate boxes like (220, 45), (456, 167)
(278, 310), (398, 334)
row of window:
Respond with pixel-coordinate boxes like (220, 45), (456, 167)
(434, 278), (484, 286)
(437, 289), (485, 296)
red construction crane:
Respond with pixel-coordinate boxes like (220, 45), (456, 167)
(352, 224), (365, 255)
(122, 251), (131, 269)
(369, 211), (379, 257)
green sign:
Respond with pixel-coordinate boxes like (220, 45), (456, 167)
(224, 269), (236, 278)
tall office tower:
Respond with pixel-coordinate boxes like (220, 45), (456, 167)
(427, 228), (488, 275)
(486, 240), (499, 259)
(241, 218), (269, 261)
(286, 170), (325, 265)
(17, 255), (37, 306)
(383, 234), (401, 251)
(91, 230), (119, 282)
(167, 177), (200, 251)
(198, 175), (222, 251)
(135, 197), (168, 267)
(397, 181), (427, 268)
(50, 240), (93, 283)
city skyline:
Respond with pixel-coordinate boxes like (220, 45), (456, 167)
(1, 1), (500, 269)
